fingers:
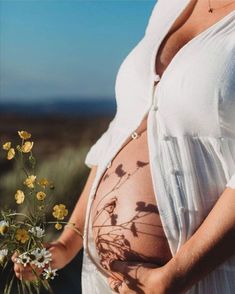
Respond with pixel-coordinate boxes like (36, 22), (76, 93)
(11, 252), (18, 263)
(14, 265), (41, 281)
(43, 241), (58, 249)
(108, 276), (138, 294)
(43, 243), (50, 249)
(12, 252), (41, 281)
(14, 263), (31, 279)
(108, 277), (122, 293)
(14, 263), (36, 281)
(110, 260), (156, 276)
(110, 261), (132, 276)
(110, 260), (143, 279)
(109, 261), (155, 294)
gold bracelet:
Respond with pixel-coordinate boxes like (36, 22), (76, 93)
(64, 223), (83, 240)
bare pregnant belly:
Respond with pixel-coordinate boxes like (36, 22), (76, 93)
(91, 117), (172, 270)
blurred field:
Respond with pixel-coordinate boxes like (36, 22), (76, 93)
(0, 112), (113, 293)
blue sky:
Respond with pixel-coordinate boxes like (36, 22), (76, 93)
(0, 0), (156, 102)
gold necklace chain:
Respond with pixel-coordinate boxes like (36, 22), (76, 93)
(208, 0), (235, 13)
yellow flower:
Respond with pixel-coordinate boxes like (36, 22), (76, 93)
(24, 175), (36, 189)
(52, 204), (68, 220)
(15, 228), (30, 244)
(15, 190), (25, 204)
(7, 148), (15, 160)
(18, 131), (31, 140)
(21, 141), (34, 153)
(55, 223), (62, 230)
(38, 178), (50, 188)
(36, 191), (46, 201)
(2, 142), (11, 151)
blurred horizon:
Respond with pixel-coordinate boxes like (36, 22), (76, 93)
(0, 0), (156, 104)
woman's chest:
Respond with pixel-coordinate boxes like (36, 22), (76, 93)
(115, 23), (234, 135)
(154, 0), (235, 78)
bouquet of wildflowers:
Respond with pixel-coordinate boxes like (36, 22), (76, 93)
(0, 131), (69, 294)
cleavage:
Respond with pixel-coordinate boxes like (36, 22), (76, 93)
(154, 0), (235, 78)
(155, 28), (193, 78)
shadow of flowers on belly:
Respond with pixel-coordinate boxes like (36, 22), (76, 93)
(102, 160), (148, 182)
(92, 198), (164, 270)
(92, 159), (167, 271)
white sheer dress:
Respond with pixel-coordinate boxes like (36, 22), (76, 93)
(82, 0), (235, 293)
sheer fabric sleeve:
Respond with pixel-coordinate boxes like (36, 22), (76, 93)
(84, 116), (117, 168)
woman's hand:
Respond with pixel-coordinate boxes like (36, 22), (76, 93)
(12, 241), (69, 281)
(107, 260), (181, 294)
(12, 252), (42, 282)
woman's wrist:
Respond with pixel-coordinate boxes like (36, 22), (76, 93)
(140, 262), (177, 294)
(57, 229), (83, 261)
(154, 258), (187, 294)
(64, 223), (83, 240)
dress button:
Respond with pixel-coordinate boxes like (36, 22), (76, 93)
(107, 161), (112, 168)
(154, 74), (161, 82)
(131, 131), (140, 139)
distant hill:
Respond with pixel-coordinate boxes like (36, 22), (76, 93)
(0, 99), (116, 117)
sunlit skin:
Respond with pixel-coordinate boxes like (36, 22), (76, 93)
(91, 125), (172, 269)
(12, 0), (235, 293)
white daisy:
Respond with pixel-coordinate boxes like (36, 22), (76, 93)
(16, 252), (31, 267)
(0, 220), (9, 235)
(42, 267), (58, 280)
(0, 249), (8, 264)
(30, 248), (52, 268)
(29, 226), (45, 238)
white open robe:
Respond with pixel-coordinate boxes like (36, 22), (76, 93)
(82, 0), (235, 293)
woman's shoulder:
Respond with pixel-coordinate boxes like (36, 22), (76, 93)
(144, 0), (178, 36)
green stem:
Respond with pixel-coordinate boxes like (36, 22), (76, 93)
(11, 222), (32, 228)
(46, 221), (70, 225)
(6, 213), (33, 224)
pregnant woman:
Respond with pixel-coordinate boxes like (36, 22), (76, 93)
(13, 0), (235, 293)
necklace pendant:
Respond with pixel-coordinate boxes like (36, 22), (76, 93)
(208, 8), (213, 13)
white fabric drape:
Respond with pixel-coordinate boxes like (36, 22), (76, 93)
(82, 0), (235, 293)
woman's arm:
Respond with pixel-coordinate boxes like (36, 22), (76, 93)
(161, 186), (235, 293)
(55, 164), (98, 266)
(108, 186), (235, 293)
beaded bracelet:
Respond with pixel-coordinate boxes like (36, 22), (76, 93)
(64, 223), (83, 240)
